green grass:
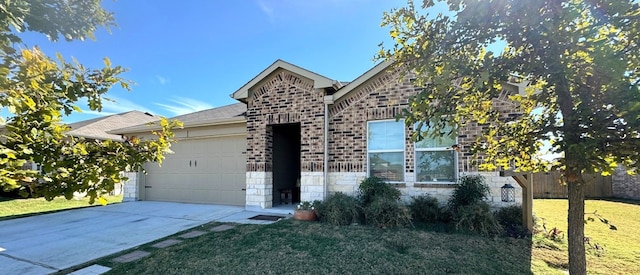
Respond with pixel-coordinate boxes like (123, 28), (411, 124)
(531, 199), (640, 275)
(0, 195), (123, 221)
(97, 220), (533, 275)
(53, 198), (639, 275)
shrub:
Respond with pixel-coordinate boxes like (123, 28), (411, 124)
(357, 177), (401, 207)
(409, 195), (445, 223)
(315, 192), (360, 226)
(363, 197), (412, 228)
(453, 201), (502, 236)
(494, 205), (522, 226)
(540, 220), (565, 243)
(448, 175), (490, 210)
(494, 205), (530, 238)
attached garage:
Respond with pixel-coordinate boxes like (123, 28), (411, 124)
(113, 103), (248, 206)
(142, 134), (246, 205)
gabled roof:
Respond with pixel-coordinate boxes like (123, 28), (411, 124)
(231, 59), (337, 102)
(328, 60), (528, 102)
(67, 111), (159, 141)
(330, 60), (393, 102)
(111, 103), (246, 134)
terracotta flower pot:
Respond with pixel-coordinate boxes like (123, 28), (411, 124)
(293, 209), (317, 221)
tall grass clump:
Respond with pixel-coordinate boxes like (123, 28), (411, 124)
(409, 195), (446, 223)
(448, 175), (501, 235)
(357, 176), (401, 206)
(315, 192), (360, 226)
(357, 177), (411, 228)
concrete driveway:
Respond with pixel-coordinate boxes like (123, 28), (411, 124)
(0, 201), (279, 274)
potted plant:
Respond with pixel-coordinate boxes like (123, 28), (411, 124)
(293, 201), (318, 221)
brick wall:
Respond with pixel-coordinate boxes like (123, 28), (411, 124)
(246, 69), (325, 173)
(244, 69), (327, 207)
(244, 65), (524, 208)
(328, 69), (411, 173)
(326, 69), (523, 205)
(328, 69), (523, 176)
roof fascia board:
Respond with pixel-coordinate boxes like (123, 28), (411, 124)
(231, 59), (335, 101)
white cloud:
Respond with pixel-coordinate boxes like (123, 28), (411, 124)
(154, 97), (214, 116)
(257, 0), (275, 21)
(155, 75), (169, 85)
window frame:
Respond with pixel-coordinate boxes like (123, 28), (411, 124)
(366, 119), (406, 183)
(413, 124), (458, 184)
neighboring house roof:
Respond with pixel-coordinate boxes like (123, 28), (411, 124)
(111, 103), (247, 135)
(172, 102), (246, 125)
(67, 111), (159, 141)
(231, 59), (339, 102)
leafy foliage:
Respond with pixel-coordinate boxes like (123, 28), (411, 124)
(315, 192), (360, 226)
(378, 1), (640, 272)
(0, 0), (181, 203)
(356, 177), (411, 227)
(357, 176), (401, 207)
(363, 197), (413, 228)
(409, 195), (446, 223)
(542, 223), (565, 243)
(447, 175), (490, 210)
(494, 205), (530, 238)
(453, 201), (502, 236)
(585, 210), (618, 231)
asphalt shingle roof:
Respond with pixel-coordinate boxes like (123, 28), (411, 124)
(169, 103), (246, 124)
(67, 111), (159, 141)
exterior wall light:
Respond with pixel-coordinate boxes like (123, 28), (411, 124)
(501, 183), (516, 202)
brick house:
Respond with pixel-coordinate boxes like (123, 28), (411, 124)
(116, 59), (525, 210)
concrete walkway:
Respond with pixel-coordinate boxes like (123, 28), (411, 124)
(0, 201), (284, 275)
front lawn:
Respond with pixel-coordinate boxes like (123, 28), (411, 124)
(67, 198), (638, 274)
(0, 195), (123, 221)
(99, 220), (532, 274)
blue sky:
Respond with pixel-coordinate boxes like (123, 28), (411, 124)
(18, 0), (411, 122)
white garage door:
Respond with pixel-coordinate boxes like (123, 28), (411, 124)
(143, 135), (246, 205)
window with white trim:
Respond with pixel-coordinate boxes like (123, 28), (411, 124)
(367, 120), (405, 182)
(415, 125), (457, 183)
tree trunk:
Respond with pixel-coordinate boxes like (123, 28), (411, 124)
(567, 172), (586, 275)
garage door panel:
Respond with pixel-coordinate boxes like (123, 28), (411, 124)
(144, 135), (246, 205)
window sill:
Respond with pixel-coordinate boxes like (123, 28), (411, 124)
(414, 183), (457, 188)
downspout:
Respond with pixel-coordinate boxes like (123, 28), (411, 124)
(323, 95), (334, 200)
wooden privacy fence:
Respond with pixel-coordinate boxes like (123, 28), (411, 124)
(532, 171), (613, 198)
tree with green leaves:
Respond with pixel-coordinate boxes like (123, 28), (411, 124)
(0, 0), (181, 204)
(378, 0), (639, 274)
